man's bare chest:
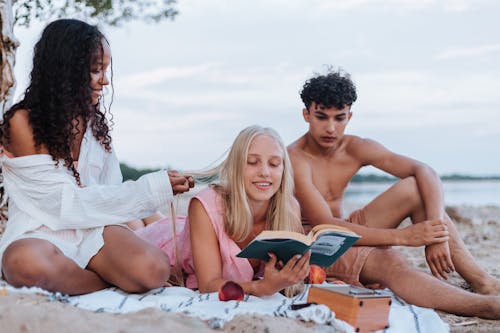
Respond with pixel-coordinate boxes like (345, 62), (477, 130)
(308, 159), (359, 201)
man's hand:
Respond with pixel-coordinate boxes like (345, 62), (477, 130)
(425, 242), (455, 279)
(168, 170), (194, 195)
(402, 219), (449, 246)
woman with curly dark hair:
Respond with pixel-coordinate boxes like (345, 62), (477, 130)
(0, 19), (193, 295)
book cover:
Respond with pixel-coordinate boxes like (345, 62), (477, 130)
(236, 224), (360, 267)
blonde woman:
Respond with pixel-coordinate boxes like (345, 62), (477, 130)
(180, 125), (310, 296)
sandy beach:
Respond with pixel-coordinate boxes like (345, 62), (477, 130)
(1, 203), (499, 332)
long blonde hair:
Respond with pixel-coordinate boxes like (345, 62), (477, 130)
(188, 126), (305, 296)
(195, 125), (301, 241)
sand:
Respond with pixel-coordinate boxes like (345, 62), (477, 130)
(0, 203), (499, 332)
(398, 205), (500, 333)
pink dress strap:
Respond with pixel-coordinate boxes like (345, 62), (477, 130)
(181, 187), (254, 289)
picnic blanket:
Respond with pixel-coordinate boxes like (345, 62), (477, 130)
(3, 283), (449, 332)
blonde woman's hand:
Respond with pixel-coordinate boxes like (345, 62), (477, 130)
(258, 251), (310, 296)
(168, 170), (195, 195)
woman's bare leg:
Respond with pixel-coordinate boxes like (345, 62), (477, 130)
(86, 225), (170, 293)
(2, 238), (108, 295)
(2, 226), (170, 295)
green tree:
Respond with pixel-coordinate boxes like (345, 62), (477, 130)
(14, 0), (178, 28)
(120, 163), (160, 181)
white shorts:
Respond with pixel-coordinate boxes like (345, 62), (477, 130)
(15, 226), (106, 269)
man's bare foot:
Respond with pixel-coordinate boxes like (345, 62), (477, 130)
(478, 296), (500, 319)
(471, 277), (500, 295)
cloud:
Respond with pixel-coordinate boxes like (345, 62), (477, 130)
(116, 63), (216, 89)
(178, 0), (490, 20)
(348, 70), (500, 140)
(435, 44), (500, 60)
(267, 0), (490, 14)
(12, 1), (500, 175)
(356, 70), (500, 109)
(114, 63), (309, 109)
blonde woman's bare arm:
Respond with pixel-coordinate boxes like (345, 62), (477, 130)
(189, 198), (309, 296)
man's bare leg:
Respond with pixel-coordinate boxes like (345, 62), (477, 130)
(443, 216), (500, 295)
(2, 239), (108, 295)
(356, 177), (423, 229)
(360, 248), (500, 319)
(360, 177), (500, 294)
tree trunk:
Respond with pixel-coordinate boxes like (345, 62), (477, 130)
(0, 0), (17, 217)
(0, 0), (18, 112)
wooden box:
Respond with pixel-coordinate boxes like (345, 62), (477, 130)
(307, 284), (392, 333)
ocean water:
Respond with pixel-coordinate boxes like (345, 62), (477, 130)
(344, 180), (500, 207)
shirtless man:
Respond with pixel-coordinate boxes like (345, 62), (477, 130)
(287, 69), (500, 319)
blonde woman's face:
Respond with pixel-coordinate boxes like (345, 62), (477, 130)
(243, 134), (284, 205)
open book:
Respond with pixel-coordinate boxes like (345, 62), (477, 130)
(236, 224), (360, 267)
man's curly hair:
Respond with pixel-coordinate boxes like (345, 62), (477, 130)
(0, 19), (113, 185)
(300, 68), (357, 110)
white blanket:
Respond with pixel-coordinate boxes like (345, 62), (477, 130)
(4, 283), (449, 332)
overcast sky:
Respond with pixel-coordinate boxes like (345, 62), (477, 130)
(13, 0), (500, 175)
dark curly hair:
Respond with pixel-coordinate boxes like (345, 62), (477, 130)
(0, 19), (113, 185)
(300, 68), (357, 110)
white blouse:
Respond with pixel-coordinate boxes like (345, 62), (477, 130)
(0, 127), (173, 271)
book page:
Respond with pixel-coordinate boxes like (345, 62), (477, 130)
(310, 224), (358, 239)
(256, 230), (312, 245)
(310, 234), (345, 256)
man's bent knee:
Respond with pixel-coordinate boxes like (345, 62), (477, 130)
(382, 249), (412, 274)
(361, 248), (412, 285)
(400, 177), (419, 200)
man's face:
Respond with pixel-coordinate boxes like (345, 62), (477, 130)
(303, 102), (352, 149)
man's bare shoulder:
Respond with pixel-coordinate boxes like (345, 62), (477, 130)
(344, 135), (386, 157)
(287, 135), (314, 179)
(342, 134), (368, 147)
(287, 135), (306, 152)
(287, 135), (309, 161)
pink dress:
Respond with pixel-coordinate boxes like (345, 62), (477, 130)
(134, 215), (187, 270)
(136, 187), (255, 289)
(182, 187), (255, 289)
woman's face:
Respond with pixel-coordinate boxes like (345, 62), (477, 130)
(89, 39), (111, 105)
(243, 134), (284, 205)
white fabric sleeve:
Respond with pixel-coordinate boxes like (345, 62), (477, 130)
(3, 157), (174, 230)
(55, 170), (174, 230)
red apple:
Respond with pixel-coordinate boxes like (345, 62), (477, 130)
(308, 265), (327, 284)
(218, 281), (244, 301)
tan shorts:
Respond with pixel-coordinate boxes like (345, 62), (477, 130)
(324, 208), (376, 286)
